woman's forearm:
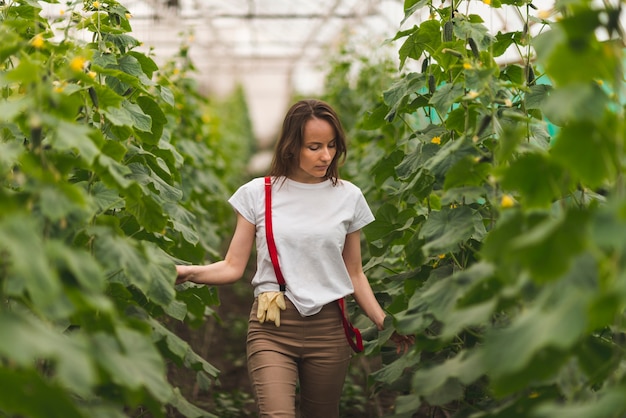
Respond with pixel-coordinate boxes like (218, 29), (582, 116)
(176, 260), (243, 285)
(352, 274), (387, 330)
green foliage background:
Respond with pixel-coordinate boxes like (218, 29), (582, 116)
(322, 0), (626, 416)
(1, 0), (626, 417)
(0, 1), (253, 416)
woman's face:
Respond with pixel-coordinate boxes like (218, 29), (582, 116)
(290, 118), (337, 184)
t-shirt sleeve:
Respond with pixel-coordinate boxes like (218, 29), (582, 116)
(348, 188), (375, 233)
(227, 180), (258, 225)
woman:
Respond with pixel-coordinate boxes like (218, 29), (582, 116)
(176, 99), (413, 417)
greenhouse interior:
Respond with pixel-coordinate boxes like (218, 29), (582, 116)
(2, 0), (626, 417)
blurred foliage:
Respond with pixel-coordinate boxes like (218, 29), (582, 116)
(0, 0), (253, 416)
(322, 0), (626, 416)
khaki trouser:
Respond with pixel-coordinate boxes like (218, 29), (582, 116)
(247, 297), (352, 418)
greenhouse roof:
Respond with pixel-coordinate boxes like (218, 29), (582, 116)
(42, 0), (562, 143)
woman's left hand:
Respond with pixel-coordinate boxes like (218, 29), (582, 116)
(390, 331), (415, 354)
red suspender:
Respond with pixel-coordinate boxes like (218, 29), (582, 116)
(264, 176), (286, 291)
(263, 176), (363, 353)
(338, 298), (364, 353)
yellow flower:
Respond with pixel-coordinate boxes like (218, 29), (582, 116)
(53, 80), (66, 93)
(70, 56), (86, 72)
(438, 254), (446, 259)
(88, 71), (97, 79)
(125, 12), (132, 19)
(501, 194), (515, 208)
(31, 34), (44, 49)
(431, 136), (441, 145)
(59, 9), (65, 16)
(463, 62), (473, 70)
(93, 1), (101, 9)
(467, 90), (479, 99)
(483, 0), (491, 5)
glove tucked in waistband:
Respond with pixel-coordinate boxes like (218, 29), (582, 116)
(256, 291), (287, 327)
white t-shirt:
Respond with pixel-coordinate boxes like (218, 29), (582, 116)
(228, 176), (375, 316)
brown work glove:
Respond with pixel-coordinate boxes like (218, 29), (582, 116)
(256, 291), (287, 327)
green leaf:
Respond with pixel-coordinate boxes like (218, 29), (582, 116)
(541, 83), (610, 126)
(93, 328), (172, 402)
(169, 388), (218, 418)
(419, 206), (477, 255)
(128, 162), (183, 202)
(398, 20), (441, 68)
(452, 17), (492, 48)
(128, 51), (159, 78)
(535, 21), (620, 86)
(5, 54), (41, 84)
(525, 84), (552, 110)
(412, 349), (484, 405)
(103, 100), (152, 132)
(150, 318), (220, 378)
(509, 209), (590, 282)
(383, 72), (426, 121)
(91, 83), (124, 109)
(551, 118), (619, 188)
(444, 156), (491, 189)
(124, 184), (169, 232)
(396, 142), (437, 180)
(484, 274), (591, 391)
(402, 0), (431, 25)
(0, 367), (88, 418)
(424, 136), (476, 180)
(165, 202), (200, 245)
(38, 184), (88, 221)
(429, 82), (464, 115)
(0, 216), (70, 317)
(0, 96), (34, 122)
(47, 119), (101, 165)
(135, 96), (167, 144)
(499, 152), (573, 208)
(0, 311), (96, 396)
(493, 31), (521, 58)
(532, 386), (626, 418)
(366, 203), (415, 241)
(370, 352), (419, 384)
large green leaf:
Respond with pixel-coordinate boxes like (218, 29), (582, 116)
(412, 349), (485, 405)
(419, 206), (478, 255)
(93, 328), (172, 402)
(551, 118), (619, 189)
(0, 216), (70, 317)
(532, 386), (626, 418)
(0, 367), (88, 418)
(0, 311), (96, 395)
(398, 20), (441, 68)
(135, 96), (167, 144)
(541, 83), (610, 126)
(498, 152), (573, 208)
(483, 258), (595, 394)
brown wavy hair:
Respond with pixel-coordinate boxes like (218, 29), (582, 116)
(268, 99), (347, 186)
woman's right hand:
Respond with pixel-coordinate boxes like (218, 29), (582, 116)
(175, 265), (191, 285)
